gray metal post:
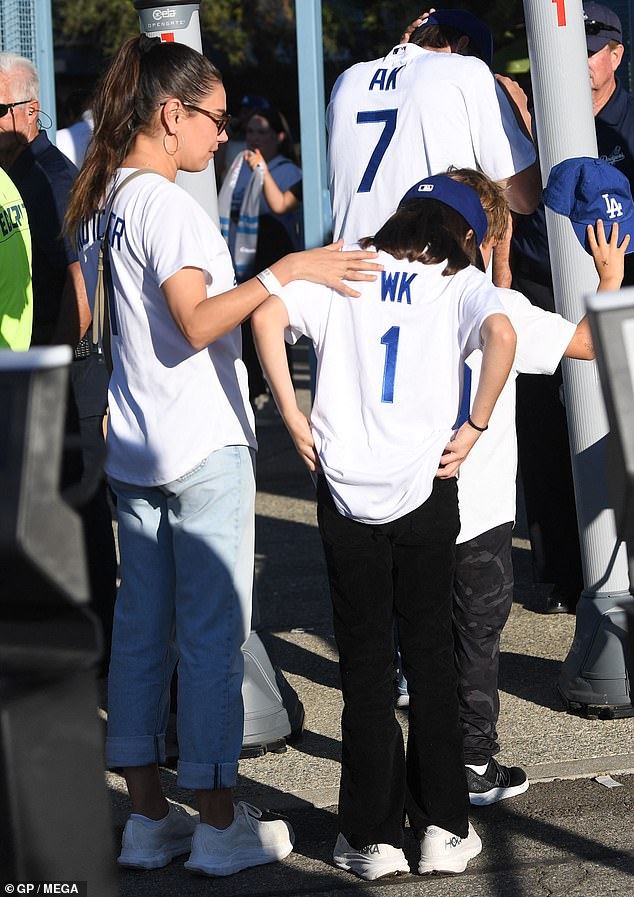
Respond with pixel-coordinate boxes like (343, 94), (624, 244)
(133, 1), (219, 225)
(523, 0), (633, 716)
(295, 0), (330, 392)
(295, 0), (331, 248)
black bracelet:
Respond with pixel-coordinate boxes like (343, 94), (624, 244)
(467, 415), (488, 432)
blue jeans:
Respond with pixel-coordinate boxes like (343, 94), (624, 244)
(105, 445), (255, 791)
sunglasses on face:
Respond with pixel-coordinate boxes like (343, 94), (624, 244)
(584, 19), (621, 37)
(0, 100), (30, 118)
(182, 103), (231, 135)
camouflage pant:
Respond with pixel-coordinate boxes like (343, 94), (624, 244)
(453, 522), (514, 765)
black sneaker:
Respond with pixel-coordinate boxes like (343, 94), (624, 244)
(466, 758), (529, 806)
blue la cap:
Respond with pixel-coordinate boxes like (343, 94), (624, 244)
(411, 10), (494, 67)
(544, 156), (634, 254)
(399, 175), (489, 247)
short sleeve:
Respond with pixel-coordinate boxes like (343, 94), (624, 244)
(137, 182), (229, 290)
(277, 279), (332, 346)
(458, 271), (508, 355)
(464, 62), (536, 182)
(502, 289), (576, 374)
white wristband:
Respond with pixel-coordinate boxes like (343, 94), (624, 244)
(256, 267), (284, 296)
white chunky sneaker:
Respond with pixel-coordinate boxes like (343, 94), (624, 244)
(333, 833), (410, 881)
(418, 822), (482, 875)
(184, 801), (294, 877)
(118, 801), (199, 870)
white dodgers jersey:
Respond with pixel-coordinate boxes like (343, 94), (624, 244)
(327, 43), (535, 243)
(279, 250), (505, 524)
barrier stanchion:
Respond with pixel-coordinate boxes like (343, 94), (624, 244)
(0, 347), (117, 891)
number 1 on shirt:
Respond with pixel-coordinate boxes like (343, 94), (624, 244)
(381, 325), (400, 403)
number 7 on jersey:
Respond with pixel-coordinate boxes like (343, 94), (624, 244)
(356, 109), (398, 193)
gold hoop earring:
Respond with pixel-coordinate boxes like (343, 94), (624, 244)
(163, 132), (179, 156)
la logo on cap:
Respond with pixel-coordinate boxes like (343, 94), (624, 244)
(603, 193), (623, 219)
(418, 184), (434, 192)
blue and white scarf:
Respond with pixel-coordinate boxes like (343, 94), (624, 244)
(218, 153), (265, 282)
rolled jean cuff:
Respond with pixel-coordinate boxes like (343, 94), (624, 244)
(105, 734), (166, 768)
(177, 760), (239, 791)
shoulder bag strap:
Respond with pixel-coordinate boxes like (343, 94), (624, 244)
(92, 168), (164, 372)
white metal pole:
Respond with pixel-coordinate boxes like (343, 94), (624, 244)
(524, 0), (630, 597)
(524, 0), (633, 715)
(133, 1), (219, 225)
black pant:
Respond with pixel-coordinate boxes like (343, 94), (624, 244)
(453, 523), (514, 765)
(317, 476), (469, 848)
(69, 354), (117, 672)
(512, 272), (584, 591)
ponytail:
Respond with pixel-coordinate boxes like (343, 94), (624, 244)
(65, 34), (222, 240)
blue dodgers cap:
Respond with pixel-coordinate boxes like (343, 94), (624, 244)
(583, 2), (623, 54)
(412, 10), (494, 67)
(399, 175), (489, 247)
(544, 156), (634, 254)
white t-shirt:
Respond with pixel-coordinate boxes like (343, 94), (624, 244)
(279, 249), (506, 525)
(56, 110), (94, 168)
(456, 289), (576, 543)
(78, 169), (256, 486)
(327, 43), (536, 243)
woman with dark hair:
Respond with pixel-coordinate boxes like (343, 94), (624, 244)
(66, 34), (379, 879)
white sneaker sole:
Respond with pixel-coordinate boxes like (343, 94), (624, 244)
(469, 778), (529, 806)
(185, 842), (293, 877)
(118, 835), (193, 870)
(334, 855), (410, 882)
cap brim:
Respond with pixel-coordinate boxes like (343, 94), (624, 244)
(586, 34), (618, 53)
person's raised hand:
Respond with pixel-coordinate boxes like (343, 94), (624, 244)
(400, 8), (435, 43)
(588, 218), (629, 292)
(244, 147), (267, 172)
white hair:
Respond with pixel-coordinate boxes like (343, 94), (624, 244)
(0, 52), (39, 102)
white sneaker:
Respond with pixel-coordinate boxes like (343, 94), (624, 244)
(184, 801), (294, 877)
(333, 833), (410, 881)
(118, 801), (199, 870)
(418, 822), (482, 874)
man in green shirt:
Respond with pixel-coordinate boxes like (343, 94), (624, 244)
(0, 166), (31, 349)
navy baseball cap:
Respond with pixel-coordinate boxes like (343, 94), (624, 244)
(411, 10), (494, 67)
(399, 175), (489, 247)
(544, 156), (634, 253)
(584, 2), (623, 53)
(240, 95), (271, 109)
